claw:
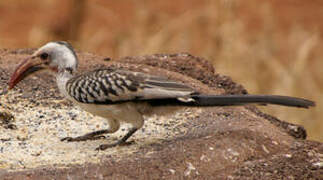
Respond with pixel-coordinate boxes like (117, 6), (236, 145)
(61, 137), (74, 142)
(96, 143), (116, 151)
(95, 140), (134, 150)
(61, 135), (106, 142)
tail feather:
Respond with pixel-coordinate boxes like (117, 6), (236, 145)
(189, 95), (315, 108)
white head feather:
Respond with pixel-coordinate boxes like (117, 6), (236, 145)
(35, 41), (78, 71)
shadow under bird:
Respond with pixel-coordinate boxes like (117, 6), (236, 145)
(8, 41), (315, 150)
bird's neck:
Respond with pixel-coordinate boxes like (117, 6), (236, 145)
(56, 68), (75, 99)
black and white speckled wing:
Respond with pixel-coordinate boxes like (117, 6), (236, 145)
(65, 69), (195, 104)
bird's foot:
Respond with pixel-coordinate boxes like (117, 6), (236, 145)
(61, 135), (105, 142)
(96, 140), (134, 150)
(61, 129), (110, 142)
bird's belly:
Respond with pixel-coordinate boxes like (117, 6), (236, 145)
(76, 103), (121, 119)
(75, 102), (145, 123)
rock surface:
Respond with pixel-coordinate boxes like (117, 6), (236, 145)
(0, 49), (322, 179)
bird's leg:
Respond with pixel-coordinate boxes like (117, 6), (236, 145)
(61, 118), (120, 142)
(96, 108), (144, 150)
(96, 128), (138, 150)
(61, 129), (109, 142)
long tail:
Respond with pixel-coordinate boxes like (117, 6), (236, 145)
(189, 94), (315, 108)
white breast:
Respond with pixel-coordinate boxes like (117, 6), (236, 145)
(56, 72), (75, 101)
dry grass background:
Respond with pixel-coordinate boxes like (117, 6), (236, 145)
(0, 0), (321, 141)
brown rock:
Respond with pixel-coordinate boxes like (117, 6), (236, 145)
(0, 49), (321, 179)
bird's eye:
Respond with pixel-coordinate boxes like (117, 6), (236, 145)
(40, 53), (49, 60)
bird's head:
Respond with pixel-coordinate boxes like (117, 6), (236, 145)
(8, 41), (78, 89)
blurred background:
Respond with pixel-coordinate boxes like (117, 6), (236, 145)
(0, 0), (321, 141)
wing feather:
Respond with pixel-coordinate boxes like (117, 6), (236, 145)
(66, 69), (195, 104)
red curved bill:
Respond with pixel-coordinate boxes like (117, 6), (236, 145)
(8, 57), (42, 89)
